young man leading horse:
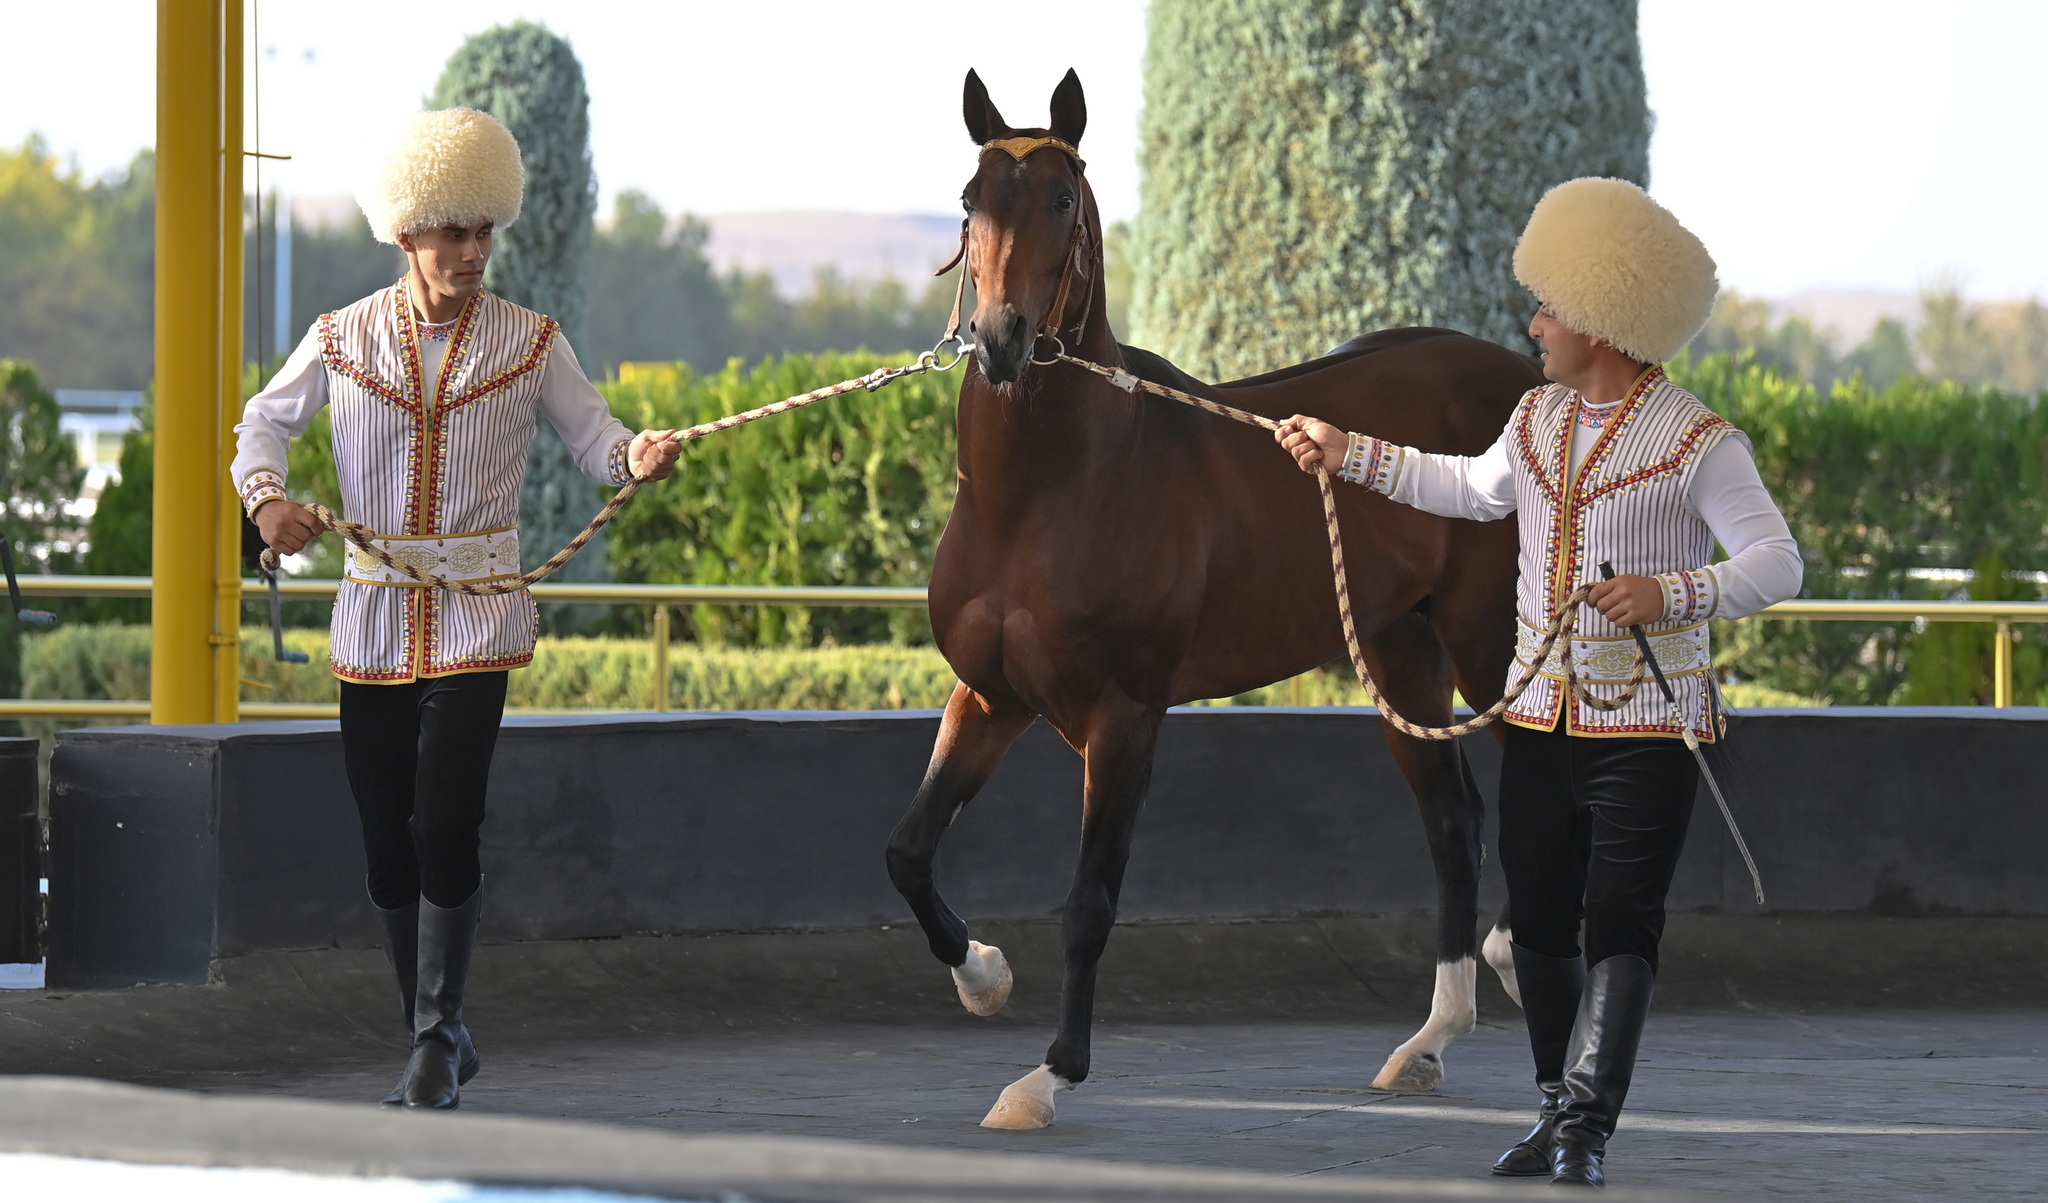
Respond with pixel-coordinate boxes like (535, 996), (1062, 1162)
(233, 108), (681, 1110)
(1279, 178), (1802, 1188)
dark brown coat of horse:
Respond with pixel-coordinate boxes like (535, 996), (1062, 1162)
(885, 69), (1543, 1128)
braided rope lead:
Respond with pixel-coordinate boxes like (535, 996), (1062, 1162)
(1058, 352), (1651, 742)
(257, 351), (966, 594)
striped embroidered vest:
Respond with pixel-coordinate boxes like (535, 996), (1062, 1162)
(1504, 368), (1741, 740)
(320, 282), (558, 682)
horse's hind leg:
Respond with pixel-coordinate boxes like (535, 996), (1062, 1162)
(983, 694), (1161, 1130)
(1434, 556), (1524, 1008)
(1483, 902), (1520, 1006)
(1364, 612), (1487, 1093)
(885, 682), (1035, 1014)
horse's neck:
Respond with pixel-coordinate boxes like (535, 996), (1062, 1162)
(958, 306), (1138, 490)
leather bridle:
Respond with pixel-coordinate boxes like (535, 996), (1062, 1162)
(935, 136), (1099, 365)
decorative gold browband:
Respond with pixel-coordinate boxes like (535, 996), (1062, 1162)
(982, 136), (1083, 167)
(345, 526), (523, 587)
(1515, 618), (1710, 684)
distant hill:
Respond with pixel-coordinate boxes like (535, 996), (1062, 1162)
(701, 211), (961, 296)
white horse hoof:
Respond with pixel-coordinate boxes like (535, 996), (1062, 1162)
(1483, 925), (1523, 1008)
(980, 1064), (1070, 1130)
(1372, 1047), (1444, 1093)
(952, 940), (1013, 1017)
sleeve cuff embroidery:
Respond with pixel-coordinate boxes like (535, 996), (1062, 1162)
(1656, 568), (1719, 623)
(605, 436), (635, 486)
(239, 470), (287, 517)
(1336, 433), (1401, 494)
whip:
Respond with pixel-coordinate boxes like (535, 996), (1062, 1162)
(1600, 561), (1766, 906)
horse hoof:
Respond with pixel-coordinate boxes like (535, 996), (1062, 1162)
(979, 1064), (1069, 1130)
(1372, 1047), (1444, 1093)
(952, 941), (1014, 1017)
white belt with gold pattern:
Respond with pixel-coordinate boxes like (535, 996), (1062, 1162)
(1514, 617), (1709, 683)
(343, 526), (523, 587)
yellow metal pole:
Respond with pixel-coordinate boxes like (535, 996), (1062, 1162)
(652, 605), (671, 712)
(1994, 620), (2014, 709)
(214, 0), (245, 722)
(153, 0), (229, 725)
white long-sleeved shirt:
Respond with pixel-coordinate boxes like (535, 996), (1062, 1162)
(232, 319), (633, 510)
(231, 284), (635, 681)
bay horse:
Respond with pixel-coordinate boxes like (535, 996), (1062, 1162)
(884, 68), (1544, 1129)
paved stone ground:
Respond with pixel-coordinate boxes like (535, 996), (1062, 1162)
(171, 1010), (2045, 1200)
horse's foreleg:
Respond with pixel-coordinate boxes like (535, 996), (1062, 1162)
(1365, 615), (1487, 1093)
(982, 695), (1161, 1130)
(885, 683), (1034, 1014)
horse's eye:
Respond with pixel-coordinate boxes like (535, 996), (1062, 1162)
(1054, 192), (1074, 216)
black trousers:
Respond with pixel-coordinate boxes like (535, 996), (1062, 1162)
(339, 671), (508, 910)
(1497, 723), (1699, 972)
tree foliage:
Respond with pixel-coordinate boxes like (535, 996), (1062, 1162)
(430, 21), (608, 618)
(0, 359), (85, 697)
(0, 140), (155, 388)
(1129, 0), (1648, 379)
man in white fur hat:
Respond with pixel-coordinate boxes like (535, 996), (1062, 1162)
(1277, 178), (1802, 1188)
(232, 107), (682, 1111)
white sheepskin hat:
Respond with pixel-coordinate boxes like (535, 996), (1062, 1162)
(358, 108), (523, 245)
(1512, 178), (1718, 364)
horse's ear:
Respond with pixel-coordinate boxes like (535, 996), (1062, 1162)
(1049, 68), (1087, 147)
(964, 69), (1007, 145)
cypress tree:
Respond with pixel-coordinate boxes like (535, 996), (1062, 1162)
(429, 23), (607, 621)
(1129, 0), (1649, 380)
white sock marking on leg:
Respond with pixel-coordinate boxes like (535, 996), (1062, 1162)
(1483, 925), (1523, 1008)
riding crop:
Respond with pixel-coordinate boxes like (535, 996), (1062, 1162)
(1600, 561), (1767, 905)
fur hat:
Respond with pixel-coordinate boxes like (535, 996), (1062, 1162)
(358, 108), (523, 245)
(1512, 178), (1717, 364)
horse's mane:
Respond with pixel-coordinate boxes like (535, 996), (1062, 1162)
(1116, 327), (1477, 396)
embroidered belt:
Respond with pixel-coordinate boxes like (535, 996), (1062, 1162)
(343, 525), (523, 587)
(1515, 617), (1710, 683)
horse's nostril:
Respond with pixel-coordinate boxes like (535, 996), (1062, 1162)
(1007, 314), (1028, 342)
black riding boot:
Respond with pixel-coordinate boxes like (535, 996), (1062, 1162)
(1550, 954), (1656, 1189)
(398, 888), (482, 1110)
(371, 893), (420, 1107)
(1492, 945), (1587, 1176)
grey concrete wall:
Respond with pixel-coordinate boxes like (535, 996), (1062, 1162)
(44, 707), (2048, 988)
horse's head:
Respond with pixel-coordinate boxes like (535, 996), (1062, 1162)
(957, 68), (1097, 385)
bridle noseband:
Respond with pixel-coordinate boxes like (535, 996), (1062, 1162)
(935, 136), (1099, 365)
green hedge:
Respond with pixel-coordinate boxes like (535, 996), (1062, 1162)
(20, 624), (1817, 714)
(20, 626), (957, 712)
(1674, 354), (2048, 704)
(598, 353), (960, 648)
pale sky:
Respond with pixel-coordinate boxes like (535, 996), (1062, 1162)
(2, 0), (2040, 299)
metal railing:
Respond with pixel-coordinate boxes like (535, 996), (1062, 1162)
(2, 576), (2041, 719)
